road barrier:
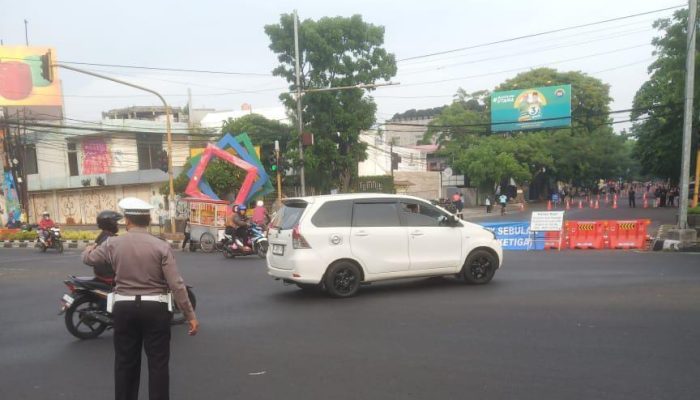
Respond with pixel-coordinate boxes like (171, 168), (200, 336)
(566, 220), (607, 249)
(607, 219), (651, 249)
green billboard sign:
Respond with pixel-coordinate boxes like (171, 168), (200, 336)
(490, 84), (571, 132)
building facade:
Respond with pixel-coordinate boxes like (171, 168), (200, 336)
(24, 119), (195, 224)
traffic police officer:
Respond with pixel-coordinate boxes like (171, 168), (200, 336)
(82, 197), (199, 400)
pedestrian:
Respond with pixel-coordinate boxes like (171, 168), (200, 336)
(82, 197), (199, 400)
(498, 193), (508, 216)
(485, 196), (492, 213)
(628, 188), (636, 208)
(181, 218), (191, 252)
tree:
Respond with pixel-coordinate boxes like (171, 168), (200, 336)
(434, 69), (632, 196)
(265, 14), (397, 192)
(221, 113), (291, 152)
(631, 7), (697, 182)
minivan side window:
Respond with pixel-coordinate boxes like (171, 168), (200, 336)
(311, 200), (353, 227)
(400, 201), (446, 227)
(352, 202), (401, 227)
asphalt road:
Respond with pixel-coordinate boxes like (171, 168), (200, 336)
(2, 219), (699, 400)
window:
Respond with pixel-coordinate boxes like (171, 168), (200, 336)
(136, 134), (163, 170)
(270, 201), (307, 230)
(352, 202), (400, 227)
(400, 201), (446, 227)
(23, 144), (38, 175)
(67, 142), (79, 176)
(311, 200), (353, 227)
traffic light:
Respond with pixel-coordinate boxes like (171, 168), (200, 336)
(158, 150), (169, 172)
(268, 152), (278, 173)
(40, 50), (54, 83)
(391, 152), (401, 170)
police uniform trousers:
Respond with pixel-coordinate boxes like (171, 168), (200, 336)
(113, 298), (172, 400)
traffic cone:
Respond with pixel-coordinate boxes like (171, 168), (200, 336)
(595, 200), (599, 209)
(578, 200), (583, 209)
(547, 200), (552, 211)
(613, 197), (618, 209)
(605, 194), (609, 204)
(643, 197), (648, 208)
(519, 203), (524, 211)
(589, 199), (594, 208)
(566, 200), (570, 210)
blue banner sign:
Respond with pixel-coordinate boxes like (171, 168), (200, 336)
(480, 221), (544, 251)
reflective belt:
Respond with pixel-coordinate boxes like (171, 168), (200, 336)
(114, 293), (169, 303)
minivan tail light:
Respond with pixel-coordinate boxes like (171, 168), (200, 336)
(292, 225), (311, 249)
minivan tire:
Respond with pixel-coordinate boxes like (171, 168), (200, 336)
(462, 249), (497, 285)
(324, 261), (362, 298)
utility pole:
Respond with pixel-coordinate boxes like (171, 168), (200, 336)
(275, 140), (282, 202)
(390, 142), (394, 178)
(187, 88), (193, 130)
(678, 0), (697, 233)
(24, 19), (29, 45)
(293, 10), (306, 197)
(55, 64), (178, 234)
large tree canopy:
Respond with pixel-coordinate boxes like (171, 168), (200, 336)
(433, 68), (635, 195)
(631, 8), (698, 182)
(265, 14), (397, 192)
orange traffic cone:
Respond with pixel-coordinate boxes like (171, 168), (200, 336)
(595, 200), (599, 209)
(547, 200), (552, 210)
(578, 200), (583, 209)
(566, 200), (570, 210)
(643, 197), (648, 208)
(589, 199), (594, 208)
(613, 197), (618, 209)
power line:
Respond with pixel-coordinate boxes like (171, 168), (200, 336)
(396, 43), (651, 88)
(397, 5), (683, 62)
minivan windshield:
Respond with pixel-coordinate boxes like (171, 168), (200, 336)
(270, 201), (307, 230)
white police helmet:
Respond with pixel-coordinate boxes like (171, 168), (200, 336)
(118, 197), (154, 216)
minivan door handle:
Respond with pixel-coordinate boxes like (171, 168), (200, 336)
(354, 231), (369, 237)
(410, 230), (424, 236)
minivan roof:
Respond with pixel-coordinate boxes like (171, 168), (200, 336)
(283, 193), (431, 203)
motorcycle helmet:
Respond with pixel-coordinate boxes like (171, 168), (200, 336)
(97, 210), (123, 233)
(42, 211), (50, 217)
(237, 204), (247, 213)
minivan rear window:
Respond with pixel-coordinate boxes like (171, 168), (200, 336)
(270, 201), (307, 230)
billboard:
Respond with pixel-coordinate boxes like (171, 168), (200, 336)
(0, 46), (62, 107)
(491, 84), (571, 132)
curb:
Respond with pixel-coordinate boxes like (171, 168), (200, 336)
(0, 239), (183, 250)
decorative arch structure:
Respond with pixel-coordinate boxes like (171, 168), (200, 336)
(185, 144), (259, 206)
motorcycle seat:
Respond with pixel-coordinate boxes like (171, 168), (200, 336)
(73, 277), (114, 291)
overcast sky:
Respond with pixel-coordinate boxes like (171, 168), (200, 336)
(0, 0), (681, 129)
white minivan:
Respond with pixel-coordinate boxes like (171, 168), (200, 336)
(267, 194), (503, 297)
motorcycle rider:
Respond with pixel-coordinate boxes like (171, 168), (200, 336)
(232, 204), (251, 252)
(92, 210), (123, 283)
(251, 200), (270, 227)
(38, 211), (56, 244)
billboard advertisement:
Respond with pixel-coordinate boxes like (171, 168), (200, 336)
(0, 46), (62, 107)
(491, 84), (571, 132)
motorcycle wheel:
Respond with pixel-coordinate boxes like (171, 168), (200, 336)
(56, 240), (64, 254)
(223, 246), (235, 259)
(39, 241), (47, 253)
(171, 287), (197, 325)
(256, 241), (268, 258)
(65, 296), (108, 340)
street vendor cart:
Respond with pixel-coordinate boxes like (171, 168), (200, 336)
(181, 197), (230, 253)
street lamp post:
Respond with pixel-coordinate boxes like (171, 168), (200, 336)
(54, 64), (177, 234)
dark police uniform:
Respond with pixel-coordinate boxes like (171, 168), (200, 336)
(82, 198), (196, 400)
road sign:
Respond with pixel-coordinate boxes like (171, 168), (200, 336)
(530, 211), (565, 232)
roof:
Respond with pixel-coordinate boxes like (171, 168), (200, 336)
(283, 193), (428, 203)
(200, 107), (289, 129)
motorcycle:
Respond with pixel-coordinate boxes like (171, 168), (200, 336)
(58, 275), (197, 340)
(38, 227), (63, 253)
(222, 223), (268, 259)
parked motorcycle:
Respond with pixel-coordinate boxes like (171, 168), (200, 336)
(38, 227), (63, 253)
(222, 223), (268, 259)
(58, 275), (197, 340)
